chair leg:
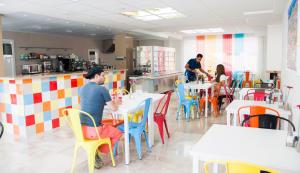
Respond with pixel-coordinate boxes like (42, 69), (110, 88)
(87, 148), (96, 173)
(133, 133), (142, 159)
(143, 130), (151, 152)
(176, 104), (182, 120)
(108, 142), (116, 167)
(185, 105), (190, 122)
(164, 119), (170, 138)
(113, 141), (118, 157)
(156, 119), (165, 144)
(71, 145), (79, 173)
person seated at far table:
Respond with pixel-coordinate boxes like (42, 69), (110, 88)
(79, 66), (122, 169)
(213, 64), (231, 110)
(185, 53), (212, 82)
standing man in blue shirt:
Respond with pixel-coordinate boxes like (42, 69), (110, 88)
(185, 53), (211, 82)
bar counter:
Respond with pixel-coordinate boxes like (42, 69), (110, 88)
(129, 72), (183, 93)
(0, 69), (127, 138)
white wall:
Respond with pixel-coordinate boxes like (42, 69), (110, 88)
(164, 39), (184, 72)
(182, 37), (197, 72)
(266, 25), (283, 71)
(281, 0), (300, 133)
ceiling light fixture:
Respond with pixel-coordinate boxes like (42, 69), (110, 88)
(121, 7), (184, 21)
(243, 10), (274, 16)
(89, 33), (96, 36)
(181, 28), (224, 34)
(66, 30), (72, 33)
(0, 3), (5, 6)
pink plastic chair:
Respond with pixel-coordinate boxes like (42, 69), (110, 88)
(244, 91), (270, 101)
(154, 91), (172, 144)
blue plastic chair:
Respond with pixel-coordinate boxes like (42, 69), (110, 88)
(176, 83), (199, 121)
(117, 98), (152, 160)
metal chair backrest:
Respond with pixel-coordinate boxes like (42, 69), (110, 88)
(238, 106), (280, 128)
(0, 122), (4, 139)
(154, 91), (172, 116)
(244, 92), (270, 101)
(140, 98), (152, 128)
(241, 114), (296, 131)
(62, 108), (101, 142)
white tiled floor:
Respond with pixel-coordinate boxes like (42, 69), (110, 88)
(0, 96), (227, 173)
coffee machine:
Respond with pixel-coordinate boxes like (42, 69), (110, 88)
(42, 61), (52, 73)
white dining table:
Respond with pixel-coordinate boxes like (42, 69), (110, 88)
(109, 92), (164, 164)
(191, 124), (300, 173)
(239, 88), (282, 100)
(184, 82), (215, 118)
(225, 100), (291, 130)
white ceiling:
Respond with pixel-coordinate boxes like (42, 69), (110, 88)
(0, 0), (287, 39)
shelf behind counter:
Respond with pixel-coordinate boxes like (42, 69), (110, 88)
(129, 72), (184, 93)
(0, 69), (127, 138)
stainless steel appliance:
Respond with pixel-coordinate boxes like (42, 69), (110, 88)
(22, 64), (42, 74)
(2, 39), (16, 76)
(42, 61), (52, 73)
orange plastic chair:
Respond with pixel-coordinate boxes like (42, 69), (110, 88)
(242, 71), (253, 88)
(199, 84), (221, 116)
(204, 160), (278, 173)
(237, 105), (280, 128)
(62, 109), (116, 173)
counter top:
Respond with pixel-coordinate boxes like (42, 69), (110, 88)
(0, 69), (127, 79)
(129, 72), (183, 80)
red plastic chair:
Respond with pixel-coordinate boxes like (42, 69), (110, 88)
(154, 91), (172, 144)
(244, 91), (270, 101)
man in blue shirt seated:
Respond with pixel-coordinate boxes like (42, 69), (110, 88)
(80, 66), (122, 169)
(185, 53), (211, 82)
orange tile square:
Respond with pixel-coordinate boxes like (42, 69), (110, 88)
(59, 107), (66, 117)
(77, 78), (84, 87)
(36, 123), (44, 134)
(13, 125), (20, 136)
(117, 74), (121, 81)
(0, 79), (3, 83)
(23, 78), (32, 84)
(64, 75), (71, 80)
(57, 89), (65, 99)
(78, 96), (80, 104)
(0, 103), (5, 112)
(16, 84), (23, 95)
(43, 101), (51, 112)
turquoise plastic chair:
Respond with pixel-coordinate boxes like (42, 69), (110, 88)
(118, 98), (152, 159)
(176, 83), (199, 121)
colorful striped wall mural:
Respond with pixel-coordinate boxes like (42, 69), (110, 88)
(196, 33), (250, 75)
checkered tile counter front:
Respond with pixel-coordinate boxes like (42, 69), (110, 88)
(0, 70), (126, 138)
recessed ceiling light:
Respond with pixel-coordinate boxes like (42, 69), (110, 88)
(243, 10), (274, 15)
(23, 14), (28, 17)
(181, 28), (224, 34)
(121, 7), (184, 21)
(0, 3), (5, 6)
(71, 0), (80, 2)
(66, 21), (70, 24)
(134, 15), (161, 21)
(208, 28), (224, 32)
(89, 33), (96, 36)
(66, 30), (72, 33)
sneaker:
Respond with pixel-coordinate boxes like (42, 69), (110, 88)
(94, 153), (104, 169)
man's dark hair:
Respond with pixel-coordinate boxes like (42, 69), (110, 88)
(196, 53), (203, 58)
(85, 66), (104, 79)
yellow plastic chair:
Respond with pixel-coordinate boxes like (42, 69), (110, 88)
(204, 160), (278, 173)
(62, 109), (116, 173)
